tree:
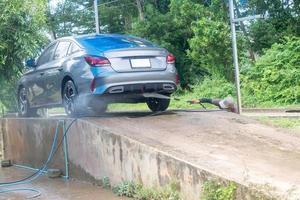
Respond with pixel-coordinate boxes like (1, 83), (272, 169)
(246, 0), (300, 53)
(0, 0), (48, 110)
(131, 0), (209, 87)
(242, 37), (300, 106)
(188, 19), (233, 81)
(132, 0), (239, 86)
(50, 0), (94, 38)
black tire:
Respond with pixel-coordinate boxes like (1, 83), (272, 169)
(88, 97), (108, 115)
(18, 87), (38, 117)
(38, 108), (48, 118)
(91, 104), (108, 115)
(62, 80), (79, 117)
(146, 96), (170, 112)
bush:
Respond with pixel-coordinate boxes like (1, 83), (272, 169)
(201, 181), (237, 200)
(112, 180), (183, 200)
(171, 76), (236, 109)
(131, 0), (233, 87)
(112, 181), (138, 198)
(192, 76), (236, 99)
(242, 37), (300, 106)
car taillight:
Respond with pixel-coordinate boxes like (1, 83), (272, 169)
(167, 53), (175, 64)
(85, 56), (110, 67)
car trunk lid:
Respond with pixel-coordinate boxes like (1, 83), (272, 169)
(104, 48), (168, 72)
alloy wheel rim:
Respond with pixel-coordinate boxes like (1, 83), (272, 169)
(19, 88), (27, 115)
(64, 83), (76, 115)
(149, 98), (159, 106)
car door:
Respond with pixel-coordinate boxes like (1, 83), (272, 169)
(28, 42), (57, 107)
(39, 40), (71, 105)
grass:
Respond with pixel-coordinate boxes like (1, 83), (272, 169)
(201, 181), (237, 200)
(258, 117), (300, 129)
(107, 88), (221, 112)
(108, 100), (205, 112)
(48, 107), (65, 114)
(100, 178), (183, 200)
(47, 94), (210, 114)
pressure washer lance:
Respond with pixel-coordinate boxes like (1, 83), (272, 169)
(142, 93), (179, 100)
(188, 97), (238, 113)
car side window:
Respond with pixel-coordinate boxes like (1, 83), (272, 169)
(67, 43), (81, 55)
(37, 43), (57, 66)
(53, 41), (71, 60)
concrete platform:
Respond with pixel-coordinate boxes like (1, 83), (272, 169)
(1, 111), (300, 199)
(0, 167), (128, 200)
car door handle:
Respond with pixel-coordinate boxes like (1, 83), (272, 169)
(57, 68), (63, 72)
(40, 72), (45, 76)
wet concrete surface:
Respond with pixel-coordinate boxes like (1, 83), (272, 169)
(3, 109), (300, 199)
(0, 167), (128, 200)
(86, 110), (300, 198)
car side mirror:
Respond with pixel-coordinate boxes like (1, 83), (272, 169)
(25, 59), (36, 68)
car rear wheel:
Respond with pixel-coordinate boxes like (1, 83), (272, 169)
(146, 95), (170, 112)
(92, 104), (107, 115)
(63, 80), (79, 117)
(18, 87), (38, 117)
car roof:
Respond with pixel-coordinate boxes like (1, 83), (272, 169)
(57, 34), (135, 41)
(52, 34), (158, 55)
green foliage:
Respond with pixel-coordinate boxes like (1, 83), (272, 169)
(134, 183), (182, 200)
(248, 20), (279, 54)
(50, 0), (95, 37)
(0, 0), (48, 78)
(112, 180), (183, 200)
(191, 76), (236, 99)
(201, 181), (237, 200)
(188, 19), (232, 80)
(101, 176), (111, 189)
(242, 37), (300, 106)
(246, 0), (300, 53)
(132, 0), (233, 86)
(0, 0), (48, 111)
(169, 76), (236, 109)
(51, 0), (142, 36)
(112, 181), (138, 197)
(258, 117), (300, 129)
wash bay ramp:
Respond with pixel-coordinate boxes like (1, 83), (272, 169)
(1, 110), (300, 200)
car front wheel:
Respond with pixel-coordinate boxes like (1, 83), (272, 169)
(18, 87), (38, 117)
(63, 80), (79, 117)
(146, 96), (170, 112)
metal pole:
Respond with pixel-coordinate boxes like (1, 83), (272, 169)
(229, 0), (242, 114)
(94, 0), (100, 34)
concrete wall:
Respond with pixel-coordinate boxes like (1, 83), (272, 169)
(1, 118), (66, 172)
(1, 118), (271, 200)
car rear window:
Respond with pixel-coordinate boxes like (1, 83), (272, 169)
(77, 35), (156, 52)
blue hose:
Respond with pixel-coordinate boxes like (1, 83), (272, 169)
(0, 119), (77, 199)
(0, 120), (61, 186)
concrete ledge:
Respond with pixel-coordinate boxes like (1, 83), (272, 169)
(1, 112), (300, 200)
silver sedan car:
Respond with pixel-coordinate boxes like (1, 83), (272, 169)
(17, 34), (179, 117)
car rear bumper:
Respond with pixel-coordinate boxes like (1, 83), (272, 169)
(89, 65), (178, 95)
(104, 82), (176, 94)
